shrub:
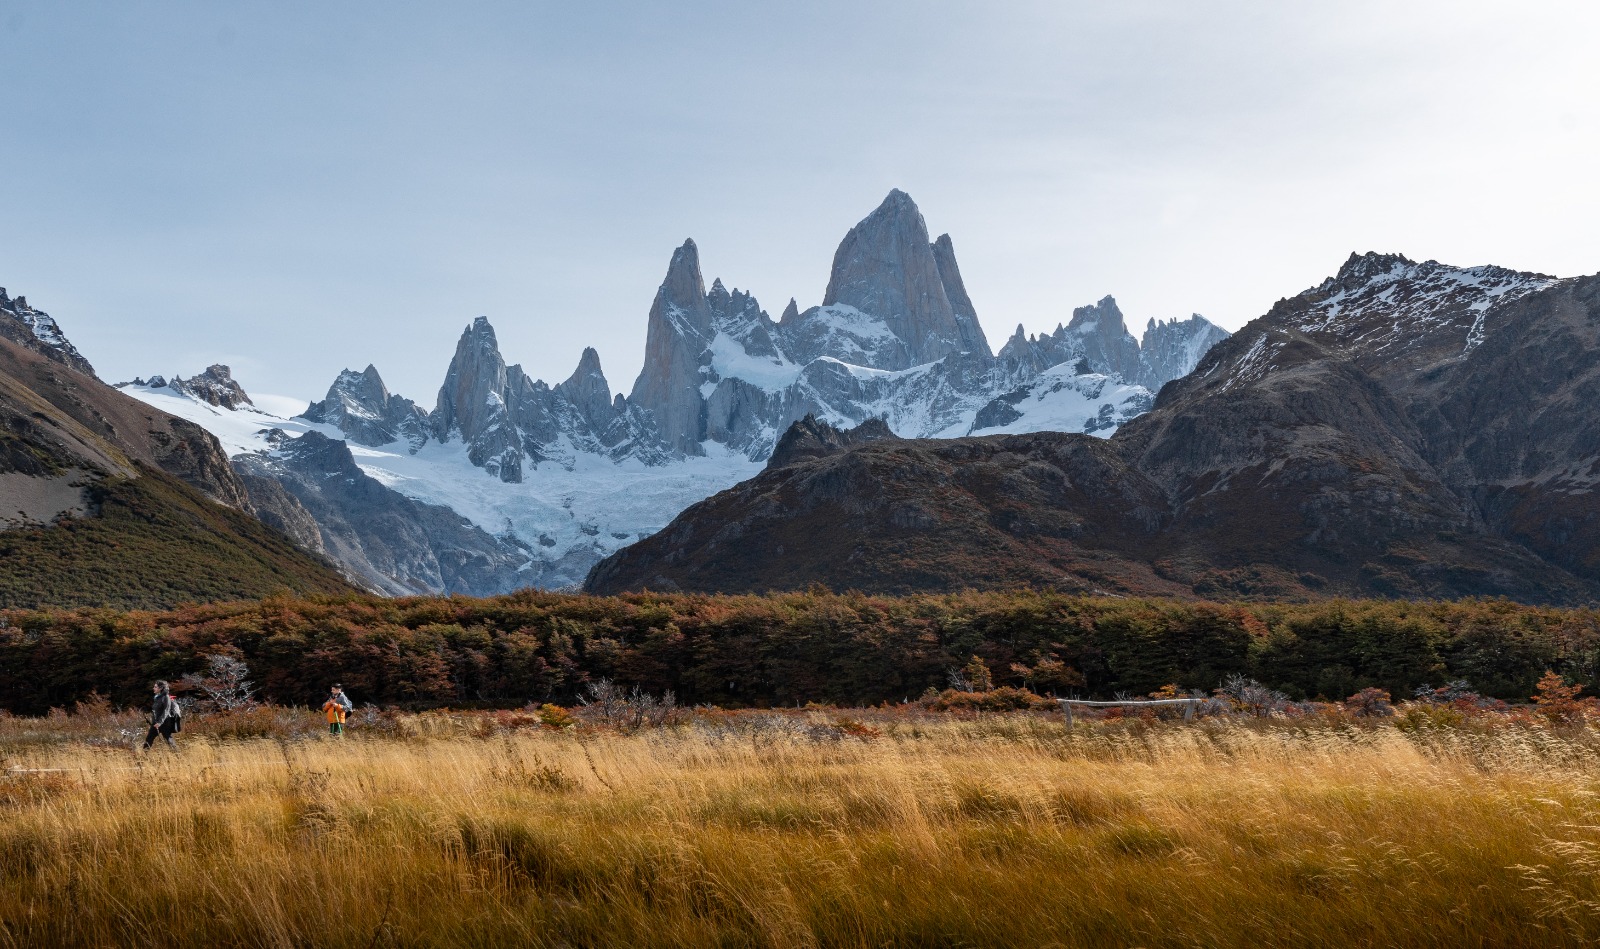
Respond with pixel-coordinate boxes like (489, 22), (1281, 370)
(5, 590), (1600, 714)
(537, 704), (576, 729)
(1217, 676), (1291, 717)
(962, 656), (994, 692)
(921, 687), (1052, 712)
(1345, 688), (1395, 718)
(830, 717), (883, 739)
(180, 653), (259, 712)
(1532, 670), (1596, 724)
(1395, 704), (1466, 731)
(575, 679), (685, 731)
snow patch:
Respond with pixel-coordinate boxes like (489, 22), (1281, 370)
(703, 331), (803, 395)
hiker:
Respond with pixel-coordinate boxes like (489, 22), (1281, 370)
(143, 680), (181, 751)
(323, 683), (354, 736)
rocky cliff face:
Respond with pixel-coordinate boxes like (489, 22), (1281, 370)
(815, 189), (989, 368)
(932, 234), (991, 359)
(432, 316), (525, 479)
(630, 240), (721, 455)
(587, 251), (1600, 604)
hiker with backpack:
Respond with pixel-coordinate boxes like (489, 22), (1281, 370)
(143, 680), (181, 751)
(322, 683), (354, 736)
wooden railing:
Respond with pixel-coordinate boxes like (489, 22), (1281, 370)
(1057, 697), (1204, 725)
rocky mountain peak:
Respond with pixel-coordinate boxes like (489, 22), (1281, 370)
(433, 316), (517, 466)
(1314, 251), (1419, 299)
(1135, 315), (1231, 391)
(301, 362), (431, 453)
(1294, 253), (1558, 364)
(321, 365), (388, 405)
(188, 365), (254, 409)
(556, 347), (614, 429)
(464, 315), (499, 351)
(570, 346), (603, 378)
(630, 240), (718, 455)
(1337, 250), (1414, 280)
(998, 324), (1033, 363)
(661, 239), (708, 313)
(122, 364), (255, 410)
(338, 364), (391, 407)
(766, 414), (900, 470)
(780, 298), (800, 325)
(819, 189), (970, 368)
(931, 232), (992, 358)
(1065, 296), (1141, 382)
(1066, 295), (1126, 333)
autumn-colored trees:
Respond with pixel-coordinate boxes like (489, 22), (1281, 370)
(2, 590), (1599, 714)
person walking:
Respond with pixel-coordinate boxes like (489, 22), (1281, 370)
(322, 683), (353, 736)
(143, 680), (180, 751)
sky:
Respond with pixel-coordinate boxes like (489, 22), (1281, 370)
(2, 1), (1598, 410)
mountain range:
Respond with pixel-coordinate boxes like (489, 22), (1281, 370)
(13, 189), (1595, 608)
(101, 190), (1228, 596)
(587, 252), (1600, 604)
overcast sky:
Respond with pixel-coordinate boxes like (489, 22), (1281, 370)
(3, 1), (1598, 410)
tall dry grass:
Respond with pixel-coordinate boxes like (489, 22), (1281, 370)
(4, 715), (1600, 947)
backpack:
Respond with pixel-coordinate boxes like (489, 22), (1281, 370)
(168, 695), (183, 731)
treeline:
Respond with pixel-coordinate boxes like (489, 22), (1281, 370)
(2, 590), (1599, 715)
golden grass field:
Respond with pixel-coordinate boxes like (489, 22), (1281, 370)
(4, 714), (1600, 948)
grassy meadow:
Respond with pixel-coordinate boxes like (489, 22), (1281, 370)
(5, 709), (1600, 947)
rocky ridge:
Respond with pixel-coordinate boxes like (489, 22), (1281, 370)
(0, 293), (354, 607)
(0, 286), (96, 377)
(127, 365), (255, 411)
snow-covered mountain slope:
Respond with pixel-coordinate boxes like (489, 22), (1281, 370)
(119, 384), (308, 456)
(119, 380), (762, 590)
(1293, 253), (1559, 362)
(967, 365), (1154, 437)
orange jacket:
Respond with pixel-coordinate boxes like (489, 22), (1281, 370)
(323, 698), (347, 723)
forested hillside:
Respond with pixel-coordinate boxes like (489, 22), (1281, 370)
(0, 467), (357, 611)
